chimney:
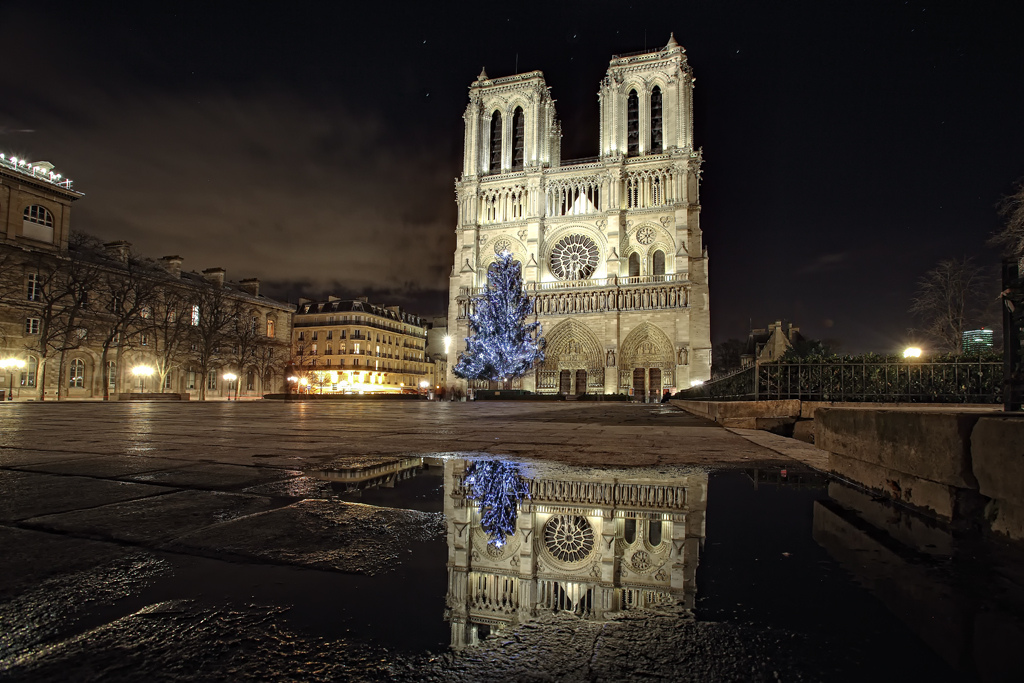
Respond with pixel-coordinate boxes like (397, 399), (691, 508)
(160, 255), (183, 278)
(356, 296), (369, 303)
(238, 278), (260, 297)
(202, 267), (226, 288)
(104, 241), (131, 263)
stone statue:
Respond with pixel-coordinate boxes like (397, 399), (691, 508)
(678, 346), (688, 365)
(606, 350), (616, 367)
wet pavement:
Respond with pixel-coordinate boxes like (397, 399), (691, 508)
(1, 401), (1021, 681)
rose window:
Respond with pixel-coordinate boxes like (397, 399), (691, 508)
(544, 515), (595, 563)
(549, 234), (599, 281)
(636, 226), (655, 245)
(493, 238), (512, 255)
(630, 550), (651, 571)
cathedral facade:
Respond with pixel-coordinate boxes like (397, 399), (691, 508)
(446, 35), (711, 399)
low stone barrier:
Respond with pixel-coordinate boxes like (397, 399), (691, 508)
(816, 408), (1024, 539)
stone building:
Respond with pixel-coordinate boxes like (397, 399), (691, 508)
(291, 297), (428, 393)
(444, 459), (707, 648)
(447, 35), (711, 400)
(0, 153), (293, 400)
(741, 320), (803, 367)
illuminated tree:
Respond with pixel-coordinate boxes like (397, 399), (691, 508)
(453, 251), (544, 384)
(464, 460), (531, 547)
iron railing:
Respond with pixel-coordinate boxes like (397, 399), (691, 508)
(677, 360), (1003, 403)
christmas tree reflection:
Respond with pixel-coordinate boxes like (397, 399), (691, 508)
(464, 460), (531, 547)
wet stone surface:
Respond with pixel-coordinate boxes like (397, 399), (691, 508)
(0, 401), (1020, 681)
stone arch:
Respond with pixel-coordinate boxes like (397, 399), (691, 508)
(481, 234), (527, 269)
(538, 319), (604, 394)
(619, 322), (675, 394)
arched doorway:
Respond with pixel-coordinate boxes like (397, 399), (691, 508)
(619, 323), (675, 402)
(538, 320), (604, 395)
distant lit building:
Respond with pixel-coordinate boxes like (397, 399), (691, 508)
(741, 320), (803, 367)
(292, 296), (428, 393)
(962, 328), (994, 354)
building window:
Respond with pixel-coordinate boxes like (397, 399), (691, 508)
(489, 110), (502, 173)
(626, 90), (639, 156)
(21, 357), (38, 387)
(652, 250), (666, 276)
(325, 358), (331, 367)
(69, 358), (85, 388)
(298, 331), (305, 341)
(22, 205), (55, 242)
(141, 334), (149, 346)
(250, 316), (258, 334)
(26, 273), (40, 301)
(311, 343), (317, 355)
(25, 318), (40, 335)
(628, 252), (640, 277)
(207, 372), (217, 390)
(187, 369), (196, 390)
(267, 317), (276, 338)
(106, 361), (116, 389)
(164, 373), (172, 389)
(650, 86), (663, 154)
(246, 370), (254, 391)
(354, 342), (360, 354)
(191, 305), (200, 326)
(511, 107), (525, 171)
(312, 331), (318, 341)
(326, 330), (333, 340)
(326, 344), (332, 356)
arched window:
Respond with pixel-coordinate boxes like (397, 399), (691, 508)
(69, 358), (85, 388)
(652, 250), (666, 276)
(628, 252), (640, 277)
(106, 361), (116, 389)
(650, 86), (664, 154)
(266, 317), (276, 338)
(648, 520), (663, 546)
(623, 518), (637, 544)
(489, 110), (502, 173)
(511, 107), (525, 171)
(626, 90), (639, 156)
(22, 205), (54, 243)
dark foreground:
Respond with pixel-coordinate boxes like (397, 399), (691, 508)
(1, 402), (1020, 681)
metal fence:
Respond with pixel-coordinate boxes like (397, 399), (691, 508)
(677, 360), (1003, 403)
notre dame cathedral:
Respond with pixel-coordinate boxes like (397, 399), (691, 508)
(446, 35), (711, 399)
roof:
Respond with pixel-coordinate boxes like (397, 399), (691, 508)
(296, 298), (425, 327)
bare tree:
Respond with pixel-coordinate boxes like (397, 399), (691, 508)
(224, 302), (263, 399)
(95, 255), (160, 399)
(186, 286), (234, 400)
(909, 257), (992, 354)
(148, 288), (191, 393)
(251, 338), (288, 395)
(992, 180), (1024, 258)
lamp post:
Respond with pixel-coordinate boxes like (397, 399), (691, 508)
(0, 358), (26, 401)
(131, 365), (154, 393)
(903, 347), (923, 359)
(223, 372), (238, 400)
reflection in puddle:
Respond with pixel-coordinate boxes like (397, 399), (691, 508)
(444, 459), (706, 649)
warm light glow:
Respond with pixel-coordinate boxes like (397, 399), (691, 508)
(222, 372), (238, 382)
(287, 375), (299, 382)
(903, 347), (922, 358)
(443, 335), (452, 354)
(0, 358), (26, 370)
(131, 365), (154, 377)
(419, 380), (429, 388)
(689, 379), (704, 387)
(298, 378), (309, 386)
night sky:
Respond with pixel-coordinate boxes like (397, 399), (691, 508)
(2, 1), (1022, 352)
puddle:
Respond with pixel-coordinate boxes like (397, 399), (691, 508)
(9, 455), (1022, 680)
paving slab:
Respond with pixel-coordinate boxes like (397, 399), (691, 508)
(169, 499), (446, 574)
(122, 463), (303, 490)
(12, 454), (193, 478)
(0, 470), (173, 522)
(24, 489), (280, 545)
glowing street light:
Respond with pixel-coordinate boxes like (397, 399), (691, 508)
(903, 347), (922, 359)
(1, 358), (26, 400)
(690, 379), (705, 387)
(131, 365), (154, 393)
(223, 372), (238, 401)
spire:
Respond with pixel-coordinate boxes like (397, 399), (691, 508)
(478, 67), (489, 81)
(666, 33), (678, 49)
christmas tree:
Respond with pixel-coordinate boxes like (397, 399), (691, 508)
(464, 460), (531, 547)
(453, 250), (545, 383)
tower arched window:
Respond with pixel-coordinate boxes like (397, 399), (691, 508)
(652, 250), (666, 276)
(489, 110), (502, 174)
(628, 252), (640, 277)
(511, 107), (525, 171)
(650, 86), (664, 154)
(22, 205), (54, 243)
(626, 90), (639, 156)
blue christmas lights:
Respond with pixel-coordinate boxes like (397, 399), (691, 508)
(464, 460), (531, 546)
(453, 251), (545, 382)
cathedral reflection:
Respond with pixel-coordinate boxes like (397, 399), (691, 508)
(443, 459), (707, 648)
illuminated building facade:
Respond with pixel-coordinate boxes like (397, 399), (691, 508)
(0, 154), (292, 400)
(291, 296), (428, 393)
(444, 459), (707, 648)
(447, 35), (712, 399)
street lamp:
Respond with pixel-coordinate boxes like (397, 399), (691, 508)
(0, 358), (26, 401)
(223, 372), (238, 401)
(131, 365), (154, 393)
(903, 347), (923, 359)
